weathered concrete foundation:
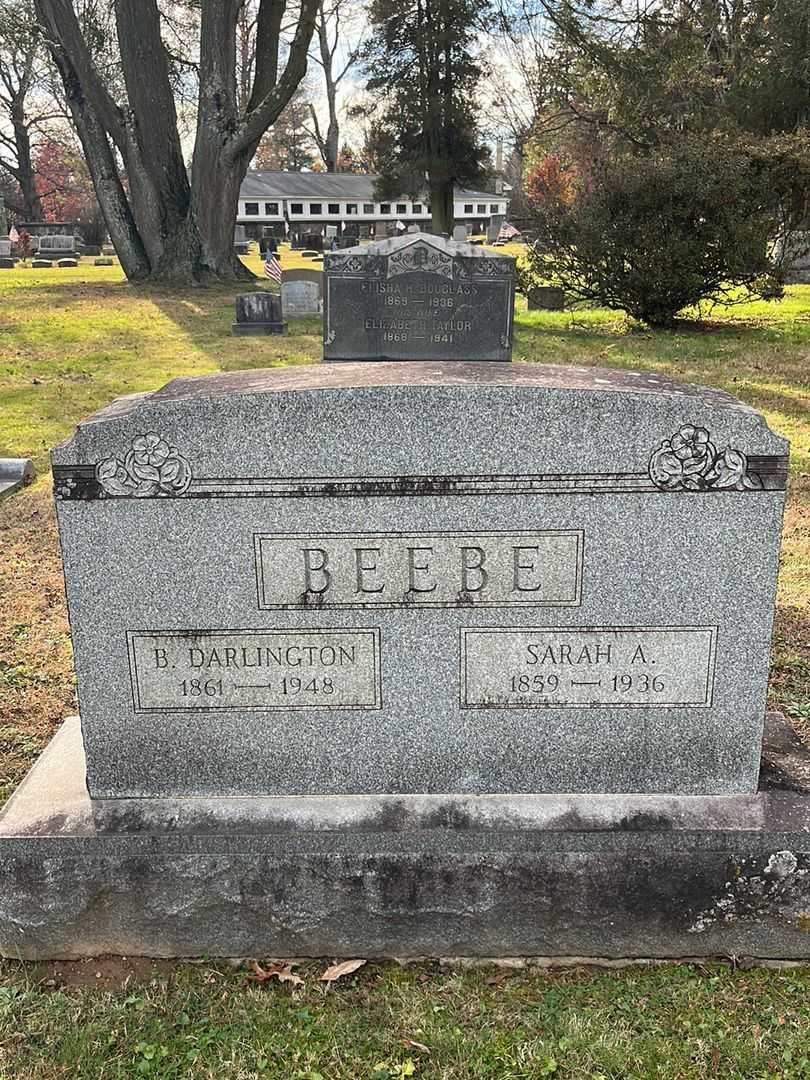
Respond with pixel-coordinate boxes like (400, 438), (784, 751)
(1, 713), (809, 960)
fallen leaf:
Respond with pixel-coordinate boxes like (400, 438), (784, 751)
(320, 958), (366, 983)
(248, 961), (303, 986)
(403, 1038), (431, 1054)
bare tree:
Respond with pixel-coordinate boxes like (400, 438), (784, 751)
(0, 0), (58, 220)
(307, 0), (362, 172)
(33, 0), (319, 283)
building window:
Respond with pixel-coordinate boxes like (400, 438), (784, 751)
(244, 202), (259, 215)
(412, 203), (422, 214)
(264, 202), (279, 215)
(477, 203), (486, 214)
(346, 203), (357, 214)
(309, 203), (322, 215)
(290, 202), (303, 214)
(464, 203), (473, 214)
(363, 203), (374, 214)
(380, 203), (391, 214)
(490, 204), (500, 214)
(328, 203), (340, 214)
(396, 203), (407, 214)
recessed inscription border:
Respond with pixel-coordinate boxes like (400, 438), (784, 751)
(253, 529), (585, 610)
(459, 625), (718, 710)
(126, 628), (383, 713)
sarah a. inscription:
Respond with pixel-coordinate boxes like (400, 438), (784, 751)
(254, 530), (584, 609)
(461, 626), (718, 708)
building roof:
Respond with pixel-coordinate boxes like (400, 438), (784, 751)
(240, 171), (504, 202)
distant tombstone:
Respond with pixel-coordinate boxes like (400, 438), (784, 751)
(281, 279), (321, 315)
(528, 286), (566, 311)
(232, 291), (286, 335)
(0, 258), (14, 269)
(32, 259), (52, 268)
(323, 232), (515, 363)
(301, 249), (320, 258)
(39, 235), (76, 256)
(94, 258), (115, 266)
(406, 224), (420, 234)
(0, 238), (11, 257)
(83, 245), (101, 257)
(359, 225), (371, 239)
(302, 233), (323, 252)
(57, 258), (78, 268)
(452, 225), (467, 242)
(325, 225), (338, 239)
(234, 224), (247, 243)
(281, 267), (323, 293)
(0, 457), (35, 499)
(102, 245), (115, 256)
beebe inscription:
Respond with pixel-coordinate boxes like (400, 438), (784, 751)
(461, 627), (717, 708)
(254, 530), (583, 609)
(128, 629), (381, 711)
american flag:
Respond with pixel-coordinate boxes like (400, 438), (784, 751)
(264, 250), (282, 283)
(497, 222), (521, 241)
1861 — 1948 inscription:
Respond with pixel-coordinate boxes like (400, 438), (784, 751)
(323, 233), (515, 362)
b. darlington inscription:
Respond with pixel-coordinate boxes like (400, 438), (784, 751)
(127, 629), (381, 711)
(254, 530), (584, 609)
(461, 626), (717, 708)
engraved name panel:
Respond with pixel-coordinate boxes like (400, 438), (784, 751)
(254, 530), (584, 609)
(461, 626), (717, 708)
(127, 629), (381, 711)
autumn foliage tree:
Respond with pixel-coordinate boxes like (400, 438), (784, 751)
(34, 0), (319, 283)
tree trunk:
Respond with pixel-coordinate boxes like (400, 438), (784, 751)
(430, 179), (454, 234)
(10, 100), (43, 221)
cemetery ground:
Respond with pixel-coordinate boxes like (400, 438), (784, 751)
(1, 253), (810, 1077)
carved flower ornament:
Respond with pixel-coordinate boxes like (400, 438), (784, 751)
(648, 424), (763, 491)
(95, 433), (192, 497)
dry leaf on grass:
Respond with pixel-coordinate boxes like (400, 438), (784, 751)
(248, 961), (304, 986)
(403, 1038), (431, 1054)
(320, 958), (366, 983)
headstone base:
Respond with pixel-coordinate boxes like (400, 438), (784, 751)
(231, 321), (287, 335)
(0, 458), (35, 498)
(2, 715), (809, 961)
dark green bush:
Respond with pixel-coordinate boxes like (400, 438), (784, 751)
(522, 139), (785, 327)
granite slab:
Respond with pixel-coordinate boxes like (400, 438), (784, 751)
(1, 714), (808, 960)
(323, 234), (515, 362)
(50, 362), (789, 798)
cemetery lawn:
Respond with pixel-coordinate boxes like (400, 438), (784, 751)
(1, 263), (810, 1075)
(0, 958), (810, 1079)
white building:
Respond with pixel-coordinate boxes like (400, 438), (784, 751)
(237, 171), (509, 237)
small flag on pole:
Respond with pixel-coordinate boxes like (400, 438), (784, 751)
(497, 222), (520, 241)
(264, 250), (282, 284)
(8, 225), (19, 244)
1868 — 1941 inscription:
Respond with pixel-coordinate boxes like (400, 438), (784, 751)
(323, 233), (515, 362)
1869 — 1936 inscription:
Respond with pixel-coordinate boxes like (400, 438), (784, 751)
(323, 233), (515, 362)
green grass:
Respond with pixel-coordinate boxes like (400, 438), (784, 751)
(2, 259), (810, 1077)
(1, 960), (810, 1079)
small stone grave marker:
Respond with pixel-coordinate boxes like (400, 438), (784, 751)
(232, 291), (286, 335)
(281, 279), (321, 315)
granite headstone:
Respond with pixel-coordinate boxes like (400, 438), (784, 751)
(281, 279), (321, 315)
(323, 234), (515, 362)
(2, 361), (809, 962)
(48, 362), (787, 799)
(232, 292), (286, 335)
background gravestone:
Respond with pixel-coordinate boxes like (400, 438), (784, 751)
(281, 279), (321, 315)
(528, 286), (566, 311)
(232, 292), (286, 335)
(323, 233), (515, 362)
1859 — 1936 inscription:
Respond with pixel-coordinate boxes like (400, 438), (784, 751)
(323, 233), (515, 362)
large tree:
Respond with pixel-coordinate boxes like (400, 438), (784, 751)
(0, 0), (54, 221)
(307, 0), (362, 172)
(362, 0), (491, 234)
(33, 0), (319, 283)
